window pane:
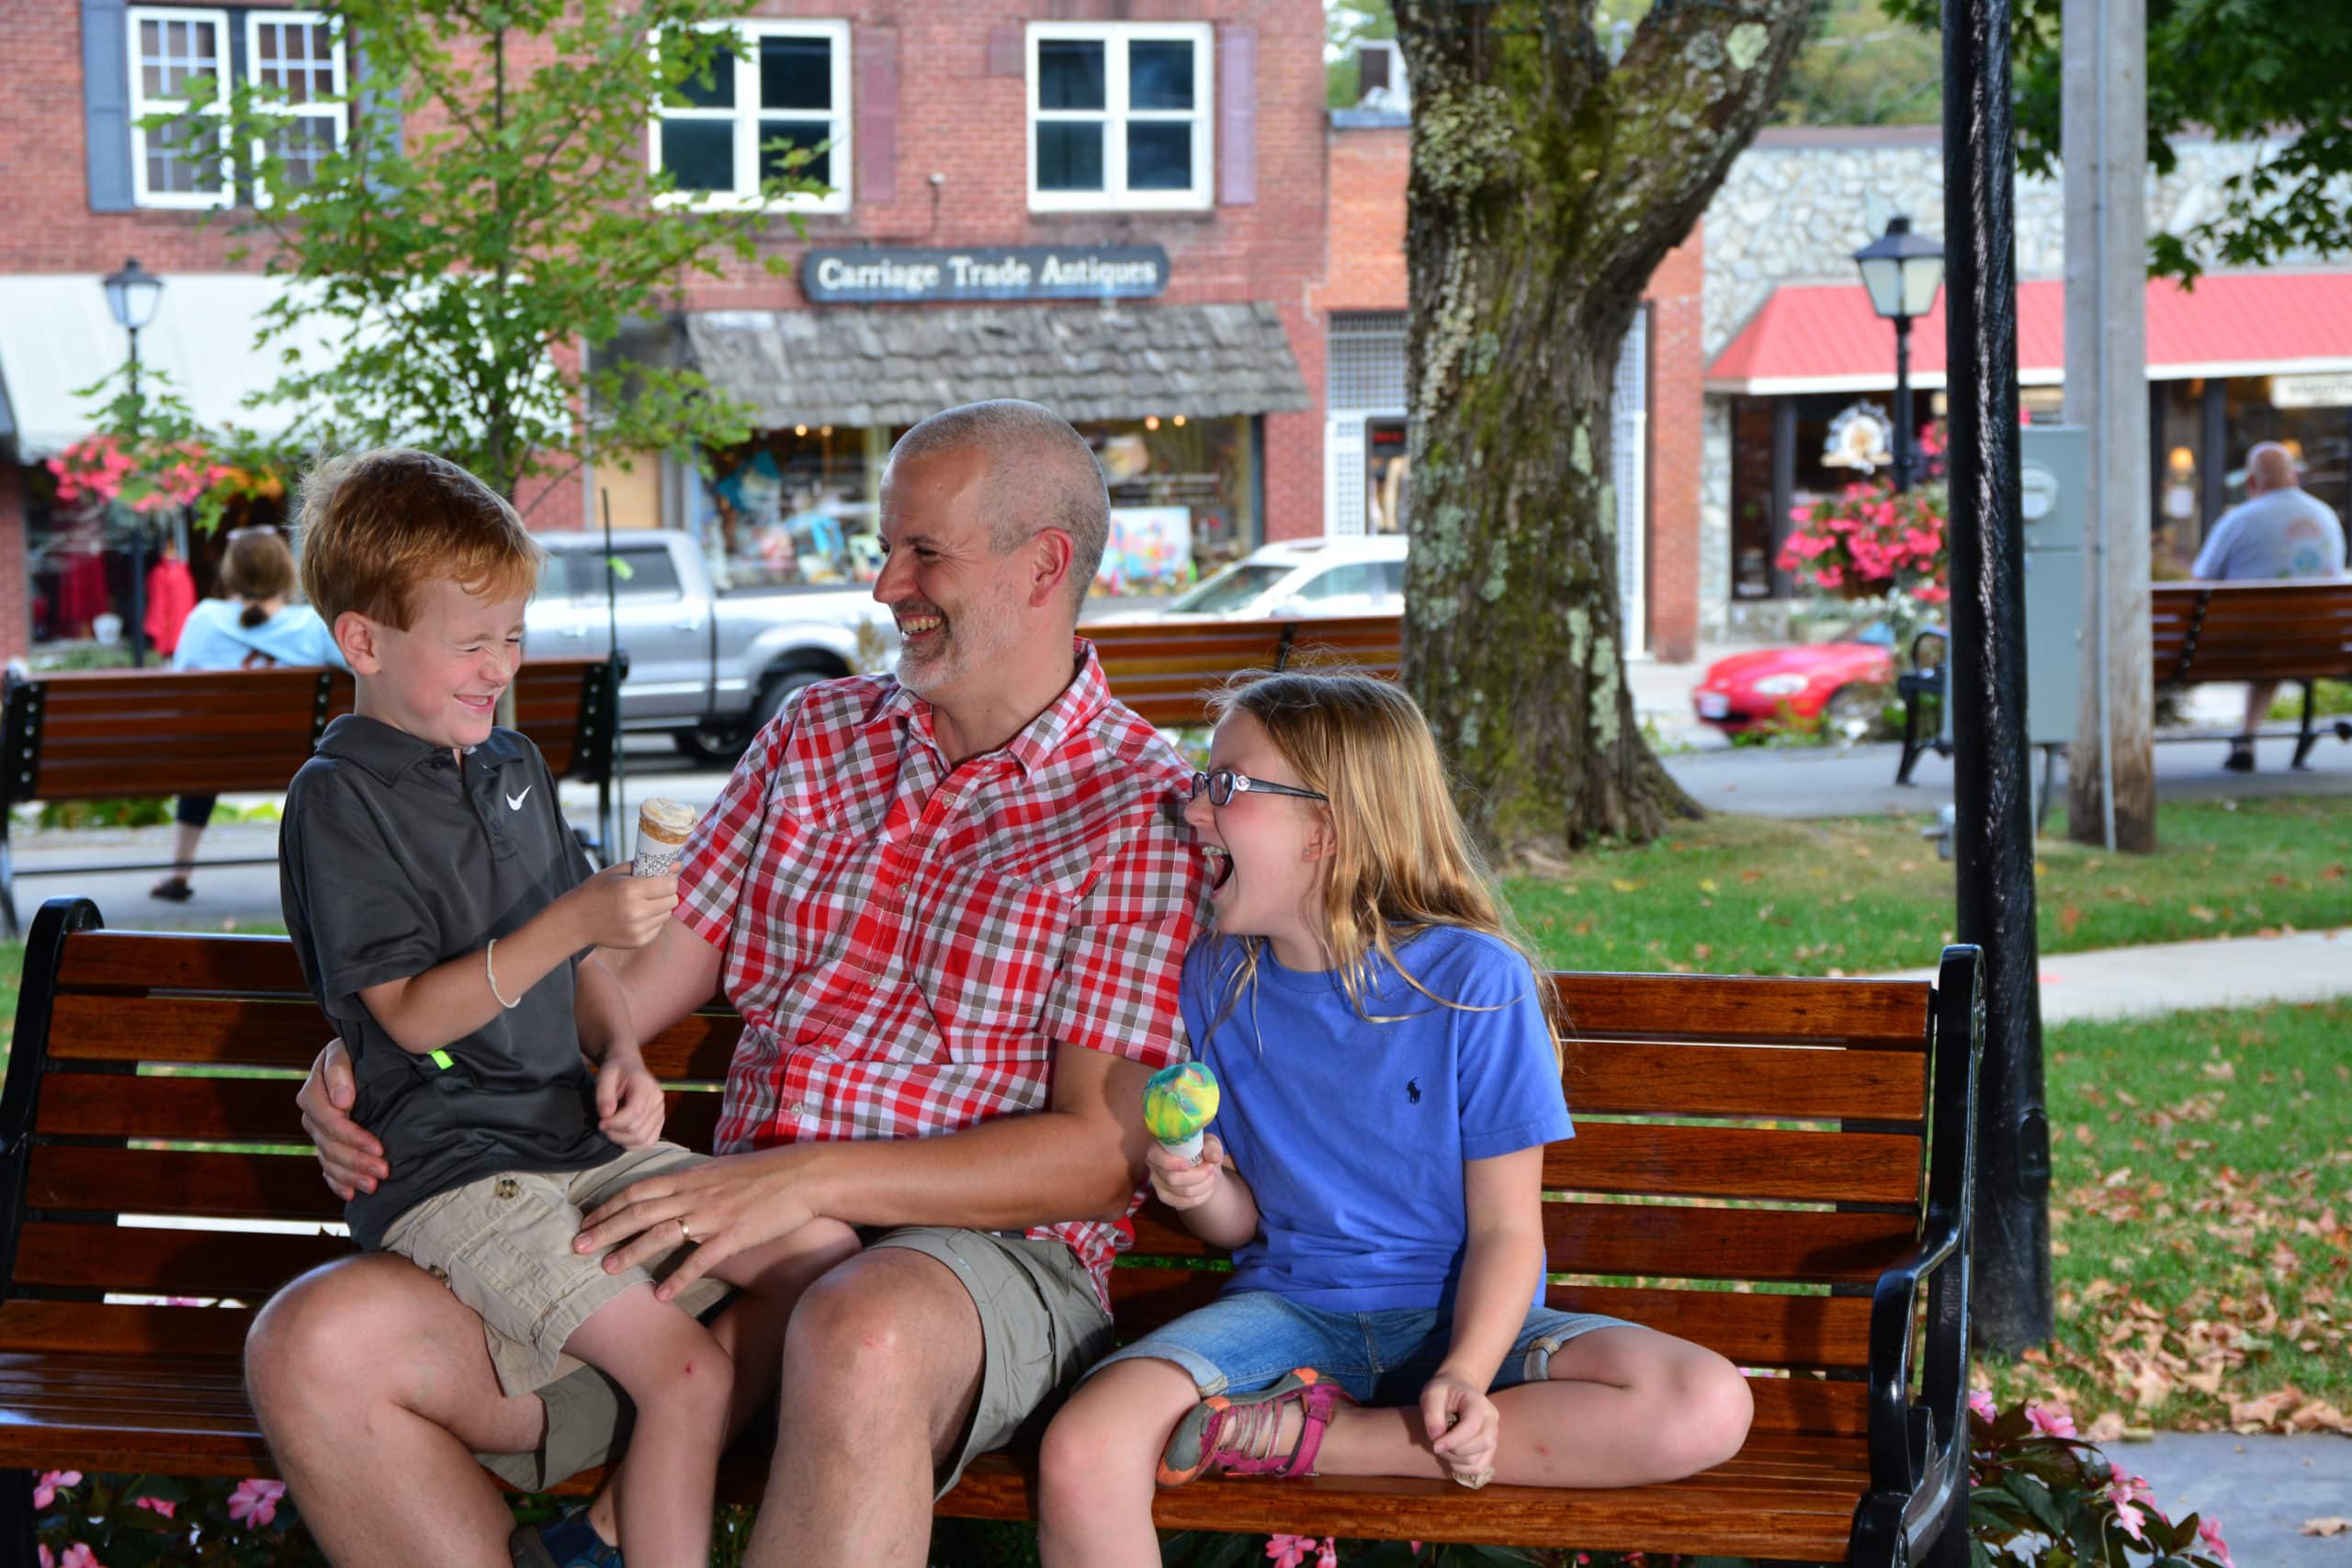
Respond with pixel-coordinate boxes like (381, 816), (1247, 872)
(616, 548), (684, 601)
(1128, 40), (1194, 110)
(146, 115), (223, 194)
(758, 119), (832, 189)
(759, 34), (831, 110)
(1126, 121), (1192, 190)
(262, 116), (339, 190)
(254, 19), (339, 104)
(662, 34), (736, 109)
(1037, 39), (1105, 110)
(143, 15), (222, 98)
(1036, 121), (1104, 192)
(660, 118), (736, 191)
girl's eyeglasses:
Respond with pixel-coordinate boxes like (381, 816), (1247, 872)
(1188, 769), (1329, 807)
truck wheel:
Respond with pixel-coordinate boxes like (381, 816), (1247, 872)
(752, 667), (831, 734)
(671, 725), (745, 769)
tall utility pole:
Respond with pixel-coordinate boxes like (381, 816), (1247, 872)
(1943, 0), (2054, 1354)
(2063, 0), (2155, 852)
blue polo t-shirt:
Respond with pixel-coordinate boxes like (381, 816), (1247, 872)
(1181, 925), (1573, 1312)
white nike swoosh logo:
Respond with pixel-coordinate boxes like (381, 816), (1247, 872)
(506, 786), (532, 811)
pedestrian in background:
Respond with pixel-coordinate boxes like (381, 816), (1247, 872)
(2192, 442), (2346, 772)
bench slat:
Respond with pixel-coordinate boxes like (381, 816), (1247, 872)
(1553, 974), (1930, 1049)
(1542, 1122), (1920, 1204)
(1569, 1042), (1925, 1120)
(11, 1221), (348, 1299)
(39, 994), (745, 1080)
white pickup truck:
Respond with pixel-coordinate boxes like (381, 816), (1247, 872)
(527, 529), (892, 764)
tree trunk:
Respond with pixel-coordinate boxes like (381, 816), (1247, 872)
(1393, 0), (1810, 858)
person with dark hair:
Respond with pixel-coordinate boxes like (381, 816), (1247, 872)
(152, 528), (342, 903)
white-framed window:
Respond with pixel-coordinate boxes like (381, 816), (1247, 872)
(129, 6), (232, 208)
(650, 19), (851, 214)
(246, 11), (347, 206)
(1027, 22), (1213, 212)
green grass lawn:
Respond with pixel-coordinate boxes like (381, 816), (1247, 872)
(1504, 797), (2352, 976)
(1978, 998), (2352, 1434)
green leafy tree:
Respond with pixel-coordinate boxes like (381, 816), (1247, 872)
(1776, 0), (1942, 126)
(147, 0), (820, 505)
(1394, 0), (1811, 852)
(1887, 0), (2352, 277)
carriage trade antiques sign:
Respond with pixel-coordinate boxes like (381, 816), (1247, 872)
(800, 244), (1170, 304)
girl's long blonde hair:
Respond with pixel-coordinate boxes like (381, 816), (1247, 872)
(1204, 670), (1566, 1051)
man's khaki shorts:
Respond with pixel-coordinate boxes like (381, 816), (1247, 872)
(381, 1142), (732, 1401)
(474, 1225), (1112, 1496)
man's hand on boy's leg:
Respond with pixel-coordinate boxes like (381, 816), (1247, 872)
(595, 1052), (667, 1149)
(298, 1038), (387, 1199)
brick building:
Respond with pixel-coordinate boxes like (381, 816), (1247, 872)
(0, 1), (1331, 660)
(1312, 105), (1708, 663)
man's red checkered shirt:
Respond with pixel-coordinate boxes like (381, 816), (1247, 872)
(673, 640), (1206, 1310)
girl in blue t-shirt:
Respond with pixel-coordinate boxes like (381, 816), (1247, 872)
(1037, 672), (1753, 1565)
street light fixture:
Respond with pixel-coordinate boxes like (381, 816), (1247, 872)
(1852, 215), (1945, 492)
(101, 258), (166, 667)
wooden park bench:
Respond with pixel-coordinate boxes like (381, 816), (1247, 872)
(1895, 579), (2352, 796)
(0, 656), (624, 937)
(0, 897), (1982, 1567)
(1088, 615), (1403, 728)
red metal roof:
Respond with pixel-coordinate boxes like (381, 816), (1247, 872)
(1704, 271), (2352, 393)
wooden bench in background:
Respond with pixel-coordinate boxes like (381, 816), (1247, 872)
(1088, 615), (1403, 729)
(1896, 579), (2352, 795)
(0, 656), (624, 937)
(0, 897), (1982, 1567)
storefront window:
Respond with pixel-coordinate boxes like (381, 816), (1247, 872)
(2222, 377), (2352, 523)
(1083, 413), (1257, 597)
(1364, 417), (1408, 534)
(686, 412), (1260, 603)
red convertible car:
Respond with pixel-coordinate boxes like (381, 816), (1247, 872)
(1690, 622), (1906, 735)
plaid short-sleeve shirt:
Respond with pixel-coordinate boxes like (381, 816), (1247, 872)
(673, 640), (1206, 1308)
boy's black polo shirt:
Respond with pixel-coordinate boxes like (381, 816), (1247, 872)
(279, 715), (619, 1248)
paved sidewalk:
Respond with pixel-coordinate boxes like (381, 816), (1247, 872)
(1876, 926), (2352, 1024)
(2106, 1431), (2352, 1567)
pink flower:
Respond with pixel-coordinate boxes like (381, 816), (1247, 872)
(2199, 1516), (2234, 1567)
(227, 1479), (285, 1528)
(1266, 1537), (1311, 1568)
(2025, 1403), (2076, 1438)
(1967, 1389), (1997, 1423)
(1914, 583), (1951, 604)
(2106, 1472), (2154, 1542)
(133, 1496), (176, 1519)
(39, 1546), (53, 1568)
(1815, 567), (1845, 589)
(1315, 1541), (1338, 1568)
(57, 1545), (101, 1568)
(31, 1472), (82, 1509)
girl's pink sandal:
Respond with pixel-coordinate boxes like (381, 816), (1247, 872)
(1157, 1368), (1355, 1487)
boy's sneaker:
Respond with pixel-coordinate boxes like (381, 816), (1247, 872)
(510, 1511), (622, 1568)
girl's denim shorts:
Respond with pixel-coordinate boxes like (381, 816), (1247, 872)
(1088, 1288), (1632, 1404)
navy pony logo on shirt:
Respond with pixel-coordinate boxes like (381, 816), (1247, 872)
(1407, 1077), (1422, 1104)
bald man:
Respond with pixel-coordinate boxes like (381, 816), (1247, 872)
(2192, 442), (2347, 771)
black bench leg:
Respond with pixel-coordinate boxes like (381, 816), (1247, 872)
(2033, 744), (2059, 833)
(1896, 690), (1926, 785)
(0, 1469), (35, 1568)
(0, 818), (17, 942)
(2292, 681), (2320, 771)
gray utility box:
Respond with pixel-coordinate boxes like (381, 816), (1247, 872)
(1946, 423), (2090, 750)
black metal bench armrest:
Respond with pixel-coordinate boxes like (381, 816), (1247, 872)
(1849, 944), (1984, 1568)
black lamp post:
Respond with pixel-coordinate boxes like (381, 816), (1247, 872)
(102, 258), (166, 667)
(1852, 215), (1946, 493)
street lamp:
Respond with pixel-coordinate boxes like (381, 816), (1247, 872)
(1852, 215), (1945, 492)
(101, 258), (166, 667)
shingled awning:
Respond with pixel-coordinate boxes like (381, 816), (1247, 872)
(681, 301), (1310, 429)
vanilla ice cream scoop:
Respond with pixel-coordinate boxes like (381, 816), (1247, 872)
(632, 797), (699, 877)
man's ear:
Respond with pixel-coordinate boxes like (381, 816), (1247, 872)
(334, 611), (382, 674)
(1027, 527), (1076, 609)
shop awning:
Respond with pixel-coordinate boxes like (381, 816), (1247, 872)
(0, 273), (342, 460)
(682, 301), (1312, 429)
(1705, 270), (2352, 395)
